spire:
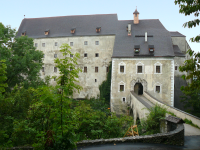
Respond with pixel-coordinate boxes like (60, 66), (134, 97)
(133, 7), (139, 14)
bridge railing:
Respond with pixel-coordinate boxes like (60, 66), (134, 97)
(130, 91), (150, 124)
(144, 91), (200, 127)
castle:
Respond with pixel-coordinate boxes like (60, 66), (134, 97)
(17, 9), (190, 115)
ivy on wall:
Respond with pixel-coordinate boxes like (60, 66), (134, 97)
(99, 62), (112, 105)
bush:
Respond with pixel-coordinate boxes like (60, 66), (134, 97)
(138, 104), (167, 135)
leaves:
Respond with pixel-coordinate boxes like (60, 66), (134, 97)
(0, 22), (45, 92)
(0, 60), (8, 93)
(179, 49), (200, 117)
(175, 0), (200, 42)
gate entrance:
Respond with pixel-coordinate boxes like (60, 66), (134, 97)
(134, 83), (143, 95)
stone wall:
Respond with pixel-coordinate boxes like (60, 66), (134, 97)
(144, 91), (200, 127)
(34, 35), (115, 99)
(111, 57), (174, 115)
(76, 123), (184, 147)
(130, 92), (150, 124)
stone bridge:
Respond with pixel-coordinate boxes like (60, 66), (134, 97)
(128, 91), (200, 130)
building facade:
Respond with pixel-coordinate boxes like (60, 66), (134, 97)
(17, 10), (190, 115)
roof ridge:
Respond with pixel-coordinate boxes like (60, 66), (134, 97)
(24, 13), (118, 20)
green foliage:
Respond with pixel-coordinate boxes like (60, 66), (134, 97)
(175, 0), (200, 117)
(0, 86), (35, 147)
(175, 0), (200, 42)
(138, 104), (168, 135)
(0, 60), (8, 93)
(184, 118), (200, 129)
(84, 97), (110, 115)
(72, 100), (133, 140)
(54, 43), (82, 95)
(179, 50), (200, 117)
(0, 22), (45, 92)
(99, 62), (112, 105)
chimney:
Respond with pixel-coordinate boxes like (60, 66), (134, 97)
(128, 23), (131, 36)
(133, 8), (139, 24)
(145, 32), (147, 42)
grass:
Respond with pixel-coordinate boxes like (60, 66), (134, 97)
(184, 118), (200, 129)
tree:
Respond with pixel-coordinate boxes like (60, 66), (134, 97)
(99, 61), (112, 105)
(0, 60), (8, 93)
(0, 23), (44, 91)
(179, 50), (200, 117)
(54, 43), (82, 136)
(175, 0), (200, 42)
(175, 0), (200, 117)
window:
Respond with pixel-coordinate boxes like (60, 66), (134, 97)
(84, 53), (87, 57)
(54, 67), (57, 72)
(70, 42), (73, 46)
(43, 54), (45, 58)
(120, 66), (124, 73)
(135, 48), (140, 53)
(156, 66), (160, 73)
(84, 67), (87, 73)
(95, 53), (99, 57)
(122, 97), (126, 102)
(70, 54), (73, 58)
(120, 85), (124, 91)
(135, 14), (137, 17)
(95, 79), (97, 82)
(156, 86), (160, 93)
(95, 41), (99, 45)
(137, 66), (142, 73)
(35, 43), (38, 47)
(42, 67), (44, 72)
(149, 48), (154, 52)
(42, 43), (45, 47)
(54, 54), (57, 58)
(175, 66), (178, 70)
(95, 67), (98, 73)
(55, 42), (58, 46)
(84, 41), (88, 45)
(154, 62), (162, 74)
(107, 67), (109, 73)
(54, 77), (56, 81)
(118, 81), (125, 92)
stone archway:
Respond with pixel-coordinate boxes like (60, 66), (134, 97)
(134, 83), (143, 95)
(131, 77), (147, 92)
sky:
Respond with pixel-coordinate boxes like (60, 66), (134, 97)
(0, 0), (199, 53)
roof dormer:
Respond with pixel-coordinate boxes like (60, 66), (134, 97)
(71, 28), (76, 34)
(134, 45), (140, 53)
(44, 30), (50, 35)
(96, 27), (101, 33)
(149, 45), (154, 53)
(21, 31), (26, 36)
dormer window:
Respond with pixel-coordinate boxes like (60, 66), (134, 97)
(96, 27), (101, 33)
(21, 31), (26, 36)
(149, 45), (154, 52)
(44, 30), (49, 35)
(134, 45), (140, 53)
(71, 28), (75, 34)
